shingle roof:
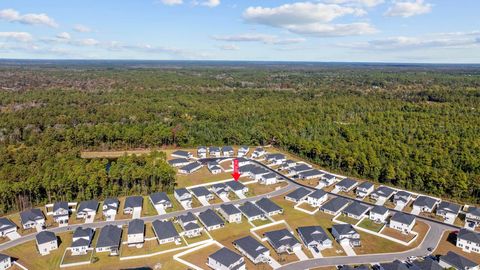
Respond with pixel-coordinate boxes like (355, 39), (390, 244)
(372, 186), (396, 198)
(0, 217), (16, 231)
(298, 169), (323, 178)
(395, 191), (411, 199)
(255, 198), (283, 214)
(437, 201), (461, 215)
(412, 257), (443, 270)
(71, 237), (90, 248)
(125, 196), (143, 209)
(73, 227), (93, 239)
(77, 200), (98, 212)
(457, 228), (480, 245)
(172, 150), (191, 157)
(184, 222), (201, 231)
(321, 197), (350, 213)
(220, 204), (241, 216)
(190, 186), (211, 197)
(222, 146), (234, 152)
(380, 260), (409, 270)
(467, 206), (480, 216)
(168, 158), (189, 165)
(128, 219), (145, 235)
(225, 180), (247, 192)
(440, 251), (478, 270)
(233, 235), (269, 260)
(322, 173), (336, 180)
(343, 202), (370, 217)
(357, 181), (374, 190)
(290, 164), (311, 173)
(178, 212), (197, 224)
(239, 202), (264, 218)
(209, 146), (221, 152)
(261, 172), (277, 179)
(152, 220), (179, 240)
(264, 229), (300, 250)
(336, 178), (357, 189)
(308, 189), (327, 199)
(20, 208), (44, 224)
(36, 231), (56, 244)
(370, 205), (389, 215)
(0, 254), (10, 261)
(53, 201), (69, 212)
(97, 225), (122, 248)
(332, 224), (357, 235)
(174, 188), (190, 198)
(198, 209), (225, 228)
(180, 161), (202, 172)
(149, 192), (171, 205)
(413, 196), (437, 209)
(209, 247), (243, 267)
(251, 166), (269, 175)
(297, 226), (330, 245)
(390, 212), (415, 225)
(285, 187), (312, 201)
(104, 198), (119, 207)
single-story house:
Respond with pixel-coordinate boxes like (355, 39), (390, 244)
(307, 189), (328, 207)
(264, 229), (302, 254)
(178, 161), (203, 174)
(20, 208), (45, 230)
(152, 220), (181, 245)
(297, 226), (333, 250)
(198, 209), (225, 231)
(239, 202), (265, 221)
(168, 158), (190, 167)
(76, 200), (98, 220)
(218, 204), (242, 223)
(255, 198), (283, 216)
(412, 196), (438, 213)
(355, 182), (374, 198)
(171, 150), (193, 159)
(102, 198), (119, 220)
(331, 224), (361, 247)
(233, 235), (270, 264)
(321, 197), (351, 216)
(127, 219), (145, 247)
(95, 225), (122, 256)
(369, 205), (389, 223)
(389, 212), (416, 234)
(71, 227), (94, 255)
(335, 178), (358, 192)
(124, 196), (143, 215)
(36, 231), (58, 256)
(285, 187), (312, 203)
(456, 228), (480, 254)
(342, 202), (370, 220)
(298, 169), (323, 180)
(288, 164), (312, 175)
(439, 251), (479, 270)
(207, 247), (246, 270)
(0, 217), (17, 237)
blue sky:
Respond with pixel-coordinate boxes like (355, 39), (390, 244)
(0, 0), (479, 62)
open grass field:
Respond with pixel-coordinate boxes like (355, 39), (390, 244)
(434, 231), (480, 264)
(296, 202), (318, 212)
(183, 230), (211, 245)
(357, 218), (384, 232)
(336, 215), (361, 225)
(254, 222), (290, 238)
(120, 239), (186, 257)
(247, 181), (288, 197)
(61, 250), (93, 265)
(175, 167), (232, 188)
(381, 227), (417, 242)
(251, 218), (272, 227)
(179, 243), (220, 270)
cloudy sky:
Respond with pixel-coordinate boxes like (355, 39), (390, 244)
(0, 0), (479, 62)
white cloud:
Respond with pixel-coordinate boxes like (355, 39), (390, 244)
(0, 9), (58, 27)
(385, 0), (432, 17)
(285, 22), (377, 36)
(0, 32), (33, 42)
(76, 38), (100, 46)
(218, 44), (239, 50)
(325, 0), (384, 7)
(73, 24), (92, 33)
(56, 32), (71, 40)
(212, 33), (305, 45)
(195, 0), (220, 7)
(160, 0), (183, 5)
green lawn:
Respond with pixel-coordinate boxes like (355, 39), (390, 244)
(336, 214), (361, 225)
(357, 218), (384, 232)
(61, 250), (93, 265)
(251, 218), (272, 227)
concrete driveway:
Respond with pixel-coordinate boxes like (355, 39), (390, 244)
(6, 232), (20, 241)
(410, 208), (420, 215)
(293, 249), (309, 260)
(198, 197), (210, 206)
(268, 256), (282, 269)
(219, 194), (230, 202)
(340, 242), (357, 256)
(235, 192), (246, 199)
(154, 205), (166, 215)
(132, 208), (142, 219)
(309, 247), (323, 258)
(375, 198), (387, 206)
(85, 215), (95, 224)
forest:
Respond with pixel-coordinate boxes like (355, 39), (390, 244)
(0, 62), (479, 214)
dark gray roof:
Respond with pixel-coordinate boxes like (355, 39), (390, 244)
(212, 183), (227, 190)
(104, 198), (119, 207)
(198, 209), (225, 227)
(254, 147), (264, 152)
(190, 186), (211, 197)
(73, 227), (93, 239)
(395, 191), (412, 199)
(332, 224), (357, 235)
(440, 251), (478, 270)
(381, 260), (409, 270)
(178, 212), (197, 224)
(239, 201), (265, 218)
(322, 173), (336, 180)
(209, 146), (221, 152)
(308, 189), (327, 199)
(71, 238), (90, 248)
(266, 153), (285, 160)
(390, 212), (416, 225)
(239, 146), (249, 151)
(336, 178), (357, 189)
(53, 201), (69, 212)
(239, 164), (256, 174)
(220, 204), (241, 215)
(0, 217), (16, 231)
(168, 158), (189, 165)
(174, 188), (190, 197)
(172, 150), (191, 157)
(262, 172), (277, 179)
(321, 197), (351, 213)
(255, 198), (283, 214)
(198, 146), (207, 151)
(149, 192), (171, 205)
(184, 222), (201, 231)
(370, 205), (389, 215)
(36, 231), (56, 244)
(458, 228), (480, 245)
(209, 247), (244, 267)
(290, 164), (311, 172)
(225, 180), (247, 191)
(343, 202), (370, 217)
(437, 201), (461, 214)
(0, 254), (10, 261)
(411, 257), (443, 270)
(180, 161), (202, 172)
(78, 200), (98, 212)
(297, 226), (330, 245)
(97, 225), (122, 248)
(357, 181), (374, 190)
(222, 146), (234, 152)
(467, 206), (480, 216)
(251, 166), (269, 175)
(152, 220), (179, 240)
(372, 186), (396, 198)
(264, 229), (300, 250)
(128, 219), (145, 235)
(285, 187), (312, 201)
(20, 208), (44, 224)
(233, 235), (269, 259)
(299, 169), (322, 178)
(413, 196), (437, 209)
(125, 196), (143, 209)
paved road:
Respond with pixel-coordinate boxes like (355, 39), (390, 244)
(0, 181), (295, 251)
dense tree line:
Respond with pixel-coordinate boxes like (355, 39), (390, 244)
(0, 65), (479, 214)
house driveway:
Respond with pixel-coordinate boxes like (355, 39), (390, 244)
(340, 242), (357, 256)
(6, 232), (20, 240)
(331, 187), (340, 194)
(410, 208), (420, 215)
(198, 197), (210, 206)
(132, 208), (142, 219)
(235, 192), (246, 199)
(394, 204), (405, 211)
(180, 201), (192, 210)
(154, 205), (166, 215)
(268, 256), (282, 269)
(444, 216), (455, 224)
(375, 198), (387, 205)
(85, 214), (95, 224)
(293, 249), (309, 260)
(309, 247), (323, 258)
(219, 194), (230, 202)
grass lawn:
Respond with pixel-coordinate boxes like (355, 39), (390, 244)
(251, 218), (272, 227)
(166, 193), (184, 212)
(142, 196), (158, 216)
(296, 202), (318, 212)
(61, 250), (92, 265)
(114, 197), (131, 220)
(247, 182), (288, 197)
(381, 227), (416, 242)
(254, 222), (290, 238)
(300, 178), (320, 188)
(145, 222), (156, 238)
(358, 218), (384, 232)
(120, 239), (186, 257)
(175, 167), (232, 188)
(336, 215), (361, 225)
(183, 231), (211, 245)
(434, 231), (480, 264)
(180, 243), (220, 270)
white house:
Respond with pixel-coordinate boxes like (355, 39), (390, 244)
(174, 188), (192, 209)
(168, 158), (190, 167)
(369, 205), (389, 223)
(393, 191), (412, 209)
(207, 162), (222, 174)
(149, 192), (172, 212)
(177, 212), (202, 238)
(251, 147), (266, 158)
(331, 224), (361, 247)
(96, 225), (122, 256)
(218, 204), (242, 223)
(70, 227), (94, 256)
(239, 202), (265, 221)
(436, 201), (461, 223)
(298, 169), (323, 180)
(152, 220), (181, 245)
(456, 229), (480, 254)
(335, 178), (358, 193)
(127, 219), (145, 247)
(389, 212), (416, 234)
(0, 254), (11, 270)
(342, 202), (370, 220)
(439, 251), (479, 270)
(102, 198), (119, 221)
(225, 181), (248, 197)
(238, 146), (250, 157)
(285, 187), (312, 203)
(178, 161), (203, 174)
(222, 146), (234, 157)
(51, 201), (70, 225)
(264, 229), (302, 254)
(370, 186), (396, 204)
(307, 190), (328, 207)
(171, 150), (193, 159)
(256, 198), (283, 217)
(36, 231), (58, 256)
(207, 247), (246, 270)
(209, 147), (221, 157)
(0, 218), (17, 238)
(197, 146), (207, 158)
(355, 182), (374, 198)
(123, 196), (143, 216)
(265, 153), (286, 165)
(76, 200), (98, 221)
(297, 226), (333, 251)
(412, 196), (438, 213)
(233, 236), (270, 265)
(259, 172), (277, 185)
(466, 206), (480, 229)
(198, 209), (225, 231)
(20, 208), (45, 230)
(320, 173), (339, 187)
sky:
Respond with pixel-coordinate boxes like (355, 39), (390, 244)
(0, 0), (479, 63)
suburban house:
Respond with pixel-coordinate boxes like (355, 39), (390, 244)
(177, 212), (202, 238)
(233, 235), (270, 264)
(389, 212), (416, 234)
(288, 164), (312, 175)
(456, 228), (480, 253)
(218, 204), (242, 223)
(249, 167), (270, 181)
(335, 178), (358, 192)
(436, 201), (461, 223)
(259, 172), (278, 185)
(265, 153), (286, 165)
(439, 251), (479, 270)
(298, 169), (323, 180)
(197, 146), (207, 158)
(255, 198), (283, 216)
(20, 208), (45, 230)
(149, 192), (172, 211)
(76, 200), (98, 220)
(238, 146), (250, 157)
(355, 182), (375, 198)
(321, 197), (351, 216)
(178, 161), (203, 174)
(207, 161), (222, 174)
(36, 231), (58, 256)
(171, 150), (193, 159)
(70, 227), (94, 255)
(0, 218), (16, 238)
(264, 229), (302, 254)
(285, 187), (312, 203)
(320, 173), (339, 187)
(207, 247), (246, 270)
(52, 201), (70, 225)
(123, 196), (143, 215)
(225, 180), (248, 196)
(369, 205), (390, 223)
(466, 206), (480, 229)
(410, 257), (443, 270)
(190, 186), (214, 201)
(370, 186), (396, 203)
(174, 188), (192, 209)
(222, 146), (235, 157)
(393, 191), (412, 209)
(209, 147), (221, 157)
(251, 147), (266, 158)
(211, 183), (229, 197)
(307, 189), (328, 207)
(380, 260), (410, 270)
(236, 157), (250, 167)
(168, 158), (190, 167)
(239, 201), (265, 221)
(198, 209), (225, 231)
(95, 225), (122, 256)
(412, 196), (438, 213)
(297, 226), (333, 250)
(102, 198), (119, 221)
(342, 202), (370, 220)
(152, 220), (181, 245)
(0, 254), (11, 270)
(279, 160), (296, 170)
(127, 219), (145, 247)
(331, 224), (361, 247)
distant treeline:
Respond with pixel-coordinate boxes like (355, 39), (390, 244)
(0, 67), (479, 214)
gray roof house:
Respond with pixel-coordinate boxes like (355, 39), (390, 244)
(127, 219), (145, 246)
(331, 224), (361, 247)
(285, 187), (312, 203)
(255, 198), (283, 216)
(342, 202), (370, 219)
(389, 212), (416, 233)
(0, 217), (16, 236)
(190, 186), (214, 200)
(124, 196), (143, 214)
(174, 188), (192, 201)
(225, 180), (248, 194)
(221, 146), (234, 156)
(211, 183), (229, 196)
(168, 158), (190, 167)
(321, 197), (351, 215)
(71, 227), (94, 255)
(297, 226), (333, 250)
(289, 164), (312, 174)
(207, 247), (246, 270)
(413, 196), (438, 213)
(456, 228), (480, 253)
(356, 182), (375, 198)
(96, 225), (122, 255)
(335, 178), (358, 192)
(20, 208), (45, 229)
(239, 201), (265, 221)
(436, 201), (461, 220)
(439, 251), (479, 270)
(171, 150), (193, 159)
(102, 198), (119, 220)
(36, 231), (58, 255)
(149, 192), (172, 208)
(198, 209), (225, 231)
(218, 204), (242, 223)
(233, 235), (270, 264)
(393, 191), (412, 206)
(380, 260), (409, 270)
(152, 220), (180, 244)
(371, 186), (396, 201)
(264, 229), (302, 253)
(178, 212), (197, 226)
(410, 257), (443, 270)
(178, 161), (202, 174)
(0, 254), (11, 269)
(307, 189), (328, 207)
(76, 199), (98, 219)
(369, 205), (390, 223)
(298, 169), (323, 180)
(466, 206), (480, 229)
